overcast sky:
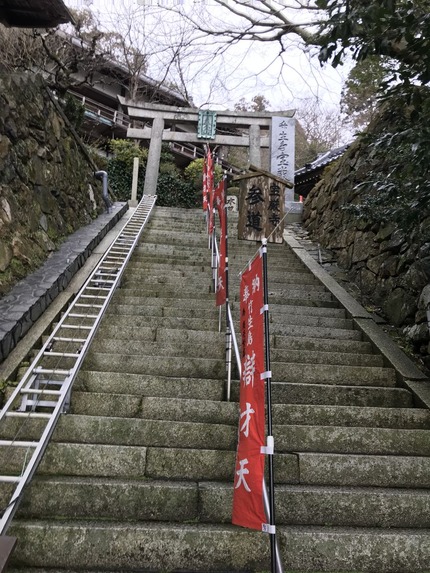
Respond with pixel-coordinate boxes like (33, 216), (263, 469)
(64, 0), (351, 114)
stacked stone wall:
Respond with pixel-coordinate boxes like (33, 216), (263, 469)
(0, 73), (104, 296)
(303, 140), (430, 366)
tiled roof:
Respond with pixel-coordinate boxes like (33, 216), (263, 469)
(0, 0), (73, 27)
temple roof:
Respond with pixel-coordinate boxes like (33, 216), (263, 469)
(0, 0), (73, 28)
(295, 144), (350, 197)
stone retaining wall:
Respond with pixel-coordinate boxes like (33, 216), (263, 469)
(0, 73), (105, 297)
(303, 141), (430, 368)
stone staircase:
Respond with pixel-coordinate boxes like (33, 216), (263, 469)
(1, 205), (430, 572)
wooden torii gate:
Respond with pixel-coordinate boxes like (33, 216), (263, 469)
(118, 96), (294, 196)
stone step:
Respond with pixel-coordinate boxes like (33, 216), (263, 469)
(272, 404), (430, 429)
(281, 526), (430, 572)
(269, 304), (346, 318)
(151, 207), (204, 219)
(108, 296), (217, 310)
(123, 266), (210, 278)
(0, 443), (297, 483)
(98, 312), (220, 330)
(89, 339), (224, 359)
(4, 414), (428, 456)
(126, 261), (210, 273)
(122, 274), (214, 288)
(8, 521), (430, 572)
(107, 303), (221, 320)
(69, 393), (430, 429)
(273, 334), (374, 354)
(243, 381), (414, 408)
(84, 351), (225, 379)
(1, 414), (237, 451)
(139, 229), (215, 246)
(105, 304), (354, 333)
(129, 255), (304, 270)
(93, 326), (375, 363)
(130, 255), (211, 266)
(275, 424), (430, 456)
(272, 362), (396, 386)
(112, 286), (335, 304)
(199, 482), (430, 528)
(75, 371), (225, 401)
(267, 291), (334, 304)
(124, 269), (320, 286)
(112, 289), (215, 301)
(271, 348), (383, 367)
(270, 313), (354, 330)
(96, 325), (222, 343)
(76, 367), (401, 405)
(9, 479), (430, 529)
(70, 394), (238, 424)
(82, 348), (393, 386)
(75, 371), (413, 408)
(270, 297), (341, 308)
(135, 245), (210, 259)
(8, 521), (271, 571)
(299, 452), (430, 488)
(14, 477), (200, 523)
(269, 323), (362, 340)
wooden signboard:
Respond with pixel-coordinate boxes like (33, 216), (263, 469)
(236, 173), (288, 244)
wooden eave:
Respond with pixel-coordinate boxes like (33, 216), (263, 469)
(0, 0), (73, 27)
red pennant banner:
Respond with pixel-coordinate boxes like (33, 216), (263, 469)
(215, 180), (226, 307)
(207, 151), (215, 234)
(202, 155), (208, 212)
(232, 252), (266, 531)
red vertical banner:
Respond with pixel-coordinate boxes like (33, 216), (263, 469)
(207, 150), (215, 234)
(215, 180), (226, 307)
(202, 155), (208, 212)
(232, 252), (266, 531)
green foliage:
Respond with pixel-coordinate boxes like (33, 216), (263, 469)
(344, 87), (430, 236)
(184, 158), (223, 190)
(317, 1), (430, 90)
(62, 95), (85, 131)
(109, 139), (148, 167)
(107, 140), (146, 201)
(108, 140), (199, 207)
(341, 56), (391, 131)
(156, 173), (199, 208)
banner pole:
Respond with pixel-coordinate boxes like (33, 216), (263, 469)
(261, 237), (278, 573)
(223, 177), (232, 402)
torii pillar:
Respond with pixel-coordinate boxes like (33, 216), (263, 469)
(249, 125), (261, 168)
(144, 117), (165, 195)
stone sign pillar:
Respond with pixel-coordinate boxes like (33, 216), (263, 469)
(236, 173), (288, 244)
(270, 116), (295, 205)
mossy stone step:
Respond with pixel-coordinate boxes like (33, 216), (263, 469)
(232, 380), (414, 408)
(199, 482), (430, 528)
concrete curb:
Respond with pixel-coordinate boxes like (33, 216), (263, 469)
(0, 202), (128, 365)
(284, 231), (430, 408)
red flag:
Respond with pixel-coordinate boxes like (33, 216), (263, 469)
(232, 252), (266, 531)
(215, 180), (226, 306)
(202, 155), (208, 212)
(207, 151), (215, 234)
